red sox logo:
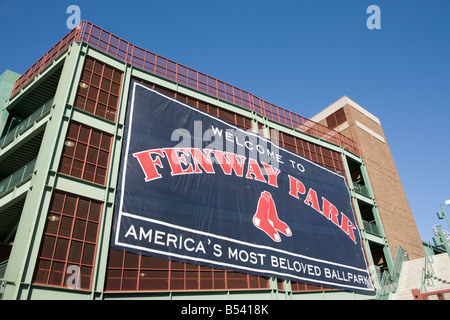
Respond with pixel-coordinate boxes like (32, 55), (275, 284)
(253, 191), (292, 242)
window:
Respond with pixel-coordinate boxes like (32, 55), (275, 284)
(75, 56), (122, 122)
(33, 191), (103, 290)
(104, 248), (270, 291)
(326, 108), (347, 130)
(278, 132), (345, 175)
(137, 80), (253, 131)
(59, 122), (112, 185)
(291, 281), (334, 292)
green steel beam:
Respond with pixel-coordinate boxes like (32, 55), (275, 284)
(92, 60), (132, 299)
(0, 70), (21, 135)
(2, 43), (84, 299)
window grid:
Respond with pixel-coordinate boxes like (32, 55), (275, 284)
(74, 56), (122, 122)
(33, 191), (103, 290)
(105, 248), (270, 292)
(59, 121), (112, 185)
(140, 80), (254, 132)
(326, 107), (347, 130)
(291, 281), (335, 292)
(279, 131), (345, 175)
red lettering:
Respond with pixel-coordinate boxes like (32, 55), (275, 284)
(187, 148), (215, 174)
(288, 175), (306, 199)
(340, 213), (357, 243)
(289, 178), (358, 244)
(261, 162), (281, 188)
(322, 197), (340, 226)
(163, 148), (194, 176)
(304, 188), (322, 213)
(211, 150), (246, 177)
(245, 158), (266, 183)
(133, 149), (165, 181)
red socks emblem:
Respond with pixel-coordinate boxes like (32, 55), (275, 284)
(252, 191), (292, 242)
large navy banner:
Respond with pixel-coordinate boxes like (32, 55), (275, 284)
(111, 81), (375, 294)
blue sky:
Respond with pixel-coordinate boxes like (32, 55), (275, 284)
(1, 0), (449, 243)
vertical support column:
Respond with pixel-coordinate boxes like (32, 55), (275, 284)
(357, 160), (394, 271)
(0, 70), (21, 135)
(341, 151), (376, 268)
(358, 158), (375, 200)
(91, 61), (131, 298)
(0, 108), (9, 137)
(340, 151), (363, 227)
(340, 149), (396, 288)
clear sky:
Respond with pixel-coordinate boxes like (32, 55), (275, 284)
(1, 0), (449, 243)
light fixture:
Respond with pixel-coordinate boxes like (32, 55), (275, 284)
(64, 140), (75, 147)
(79, 82), (89, 89)
(48, 215), (60, 222)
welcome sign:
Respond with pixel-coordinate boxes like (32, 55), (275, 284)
(111, 81), (375, 294)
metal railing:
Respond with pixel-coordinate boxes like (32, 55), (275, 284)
(363, 220), (382, 237)
(0, 97), (53, 150)
(0, 158), (37, 197)
(412, 288), (450, 300)
(421, 254), (435, 293)
(353, 181), (370, 198)
(415, 252), (450, 300)
(9, 21), (360, 157)
(376, 246), (408, 300)
(9, 26), (79, 98)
